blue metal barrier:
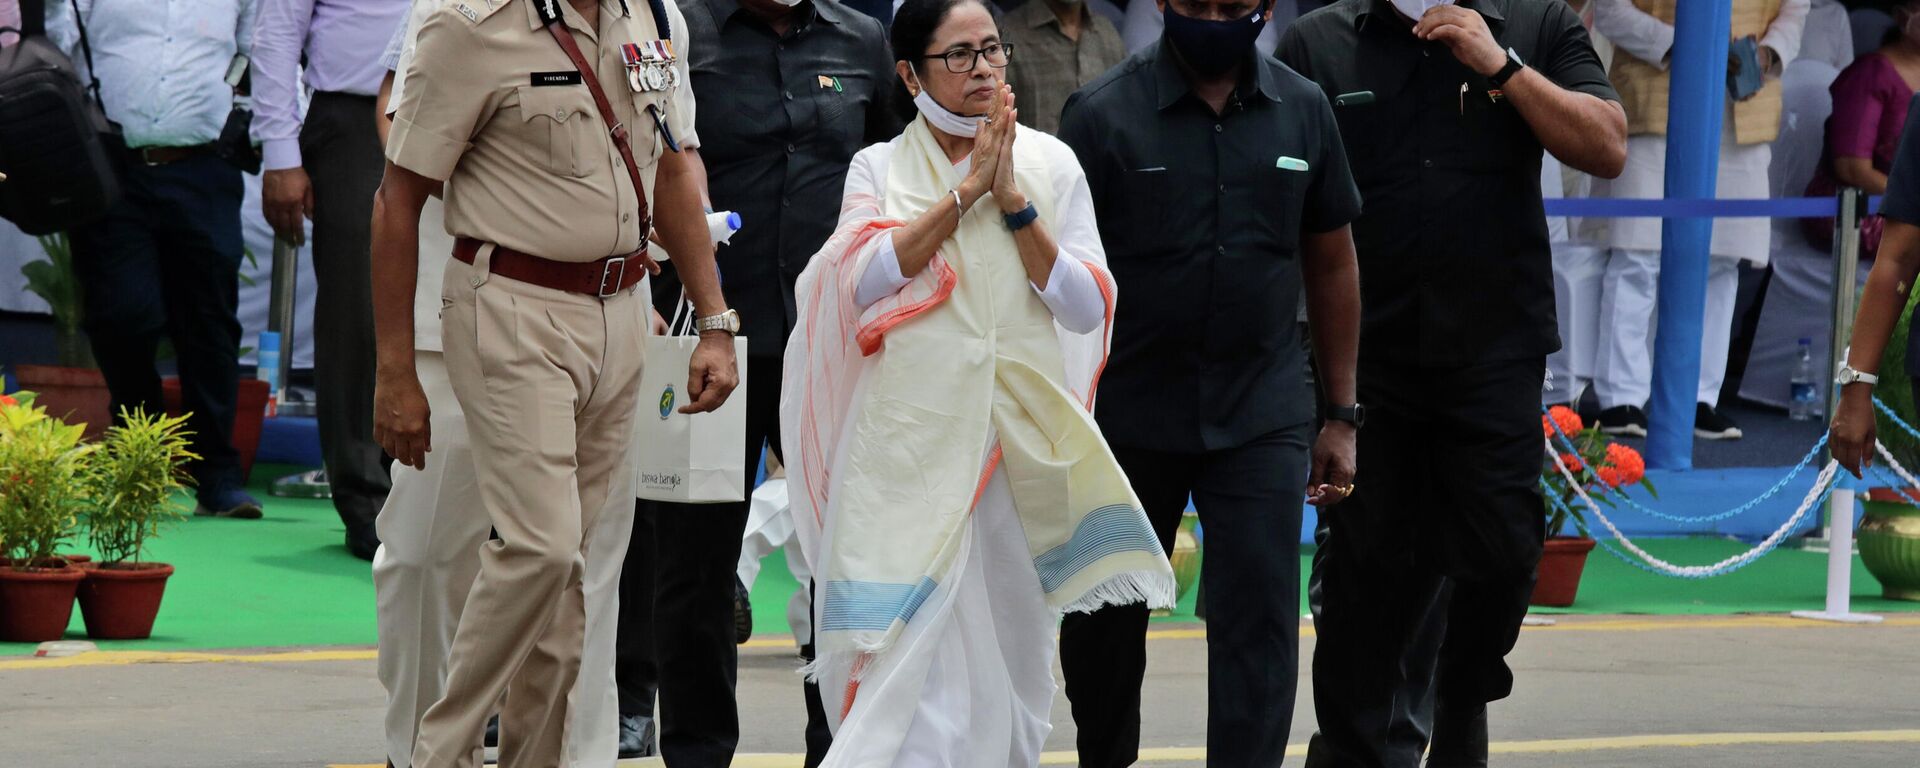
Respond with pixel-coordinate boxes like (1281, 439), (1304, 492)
(1542, 197), (1884, 218)
(1649, 0), (1734, 472)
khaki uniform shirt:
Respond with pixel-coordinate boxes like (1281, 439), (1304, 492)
(387, 0), (699, 262)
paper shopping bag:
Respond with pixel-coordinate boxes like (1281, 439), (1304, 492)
(631, 335), (748, 503)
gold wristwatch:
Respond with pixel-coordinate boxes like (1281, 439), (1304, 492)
(696, 309), (741, 335)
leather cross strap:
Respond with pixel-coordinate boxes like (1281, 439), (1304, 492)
(546, 20), (660, 275)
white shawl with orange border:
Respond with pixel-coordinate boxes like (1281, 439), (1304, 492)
(780, 118), (1174, 692)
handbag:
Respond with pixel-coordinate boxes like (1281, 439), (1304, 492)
(630, 295), (748, 503)
(0, 0), (124, 235)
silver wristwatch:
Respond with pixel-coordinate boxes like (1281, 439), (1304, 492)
(1836, 365), (1880, 388)
(696, 309), (741, 335)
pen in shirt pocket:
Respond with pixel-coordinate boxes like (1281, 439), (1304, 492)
(1459, 82), (1467, 115)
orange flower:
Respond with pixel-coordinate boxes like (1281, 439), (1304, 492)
(0, 393), (15, 407)
(1543, 405), (1583, 438)
(1596, 443), (1646, 488)
(1558, 453), (1584, 473)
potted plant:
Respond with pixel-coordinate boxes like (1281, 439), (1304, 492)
(75, 407), (195, 639)
(1536, 405), (1653, 607)
(0, 392), (96, 642)
(12, 234), (112, 440)
(1858, 290), (1920, 600)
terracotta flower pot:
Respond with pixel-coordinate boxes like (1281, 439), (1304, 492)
(11, 364), (113, 440)
(1529, 536), (1596, 608)
(162, 376), (269, 482)
(76, 562), (174, 640)
(0, 565), (86, 642)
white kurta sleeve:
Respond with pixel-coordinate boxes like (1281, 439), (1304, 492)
(1592, 0), (1674, 69)
(855, 232), (914, 309)
(842, 145), (915, 310)
(1036, 150), (1110, 335)
(1033, 256), (1104, 334)
(1762, 0), (1811, 72)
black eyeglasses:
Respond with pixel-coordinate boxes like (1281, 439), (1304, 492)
(923, 43), (1014, 74)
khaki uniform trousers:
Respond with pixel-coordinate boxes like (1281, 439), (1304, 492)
(411, 247), (647, 768)
(372, 350), (636, 767)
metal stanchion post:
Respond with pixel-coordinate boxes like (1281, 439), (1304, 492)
(1795, 187), (1881, 624)
(266, 237), (331, 499)
(1825, 187), (1863, 424)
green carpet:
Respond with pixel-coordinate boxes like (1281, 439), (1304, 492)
(4, 464), (1914, 656)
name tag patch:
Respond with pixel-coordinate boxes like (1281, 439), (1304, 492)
(530, 71), (583, 87)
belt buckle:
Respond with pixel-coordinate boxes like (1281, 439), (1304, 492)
(597, 255), (628, 299)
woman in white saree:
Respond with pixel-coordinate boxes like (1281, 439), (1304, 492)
(779, 0), (1175, 764)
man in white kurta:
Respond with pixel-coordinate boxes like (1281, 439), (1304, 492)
(1590, 0), (1808, 440)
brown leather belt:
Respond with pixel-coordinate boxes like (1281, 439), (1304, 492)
(133, 144), (216, 166)
(453, 238), (652, 299)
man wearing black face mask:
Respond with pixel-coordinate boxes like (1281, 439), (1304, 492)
(1056, 1), (1365, 764)
(1278, 2), (1626, 766)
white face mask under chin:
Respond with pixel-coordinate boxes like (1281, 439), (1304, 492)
(913, 88), (983, 138)
(770, 0), (803, 7)
(1388, 0), (1453, 21)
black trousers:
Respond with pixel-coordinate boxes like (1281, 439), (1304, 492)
(302, 92), (390, 532)
(71, 153), (244, 493)
(615, 352), (831, 767)
(1060, 423), (1312, 768)
(1305, 359), (1546, 768)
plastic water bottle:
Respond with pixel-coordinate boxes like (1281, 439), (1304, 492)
(1789, 337), (1817, 421)
(258, 331), (281, 418)
(658, 212), (743, 262)
(708, 211), (742, 245)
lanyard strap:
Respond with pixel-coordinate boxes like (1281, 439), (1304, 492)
(545, 20), (657, 265)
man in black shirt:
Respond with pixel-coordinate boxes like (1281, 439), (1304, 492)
(1057, 0), (1364, 763)
(616, 0), (898, 763)
(1278, 1), (1625, 765)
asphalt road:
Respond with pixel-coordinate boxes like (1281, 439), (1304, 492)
(4, 615), (1917, 767)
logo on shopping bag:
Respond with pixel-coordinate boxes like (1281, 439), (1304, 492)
(659, 385), (675, 420)
(640, 471), (683, 490)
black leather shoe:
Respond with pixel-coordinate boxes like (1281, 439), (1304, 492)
(1426, 702), (1489, 768)
(345, 523), (380, 562)
(734, 575), (753, 644)
(485, 714), (499, 747)
(618, 714), (657, 759)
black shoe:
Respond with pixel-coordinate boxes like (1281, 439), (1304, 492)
(194, 484), (264, 519)
(1425, 701), (1489, 768)
(734, 575), (753, 644)
(485, 715), (499, 747)
(1694, 403), (1743, 440)
(345, 522), (380, 562)
(1596, 405), (1648, 438)
(618, 714), (658, 759)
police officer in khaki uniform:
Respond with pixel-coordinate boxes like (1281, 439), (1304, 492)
(369, 0), (738, 762)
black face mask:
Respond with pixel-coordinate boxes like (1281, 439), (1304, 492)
(1162, 3), (1267, 78)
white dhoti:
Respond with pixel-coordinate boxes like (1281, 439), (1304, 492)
(1544, 156), (1608, 405)
(1594, 125), (1773, 410)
